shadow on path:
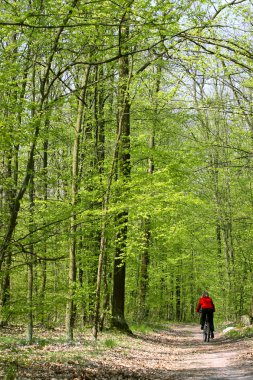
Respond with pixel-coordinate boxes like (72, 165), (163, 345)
(161, 323), (253, 380)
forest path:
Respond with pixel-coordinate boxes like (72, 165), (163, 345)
(160, 323), (253, 380)
(87, 323), (253, 379)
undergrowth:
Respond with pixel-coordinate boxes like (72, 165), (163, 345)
(224, 326), (253, 339)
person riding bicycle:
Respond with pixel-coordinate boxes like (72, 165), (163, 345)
(196, 291), (215, 339)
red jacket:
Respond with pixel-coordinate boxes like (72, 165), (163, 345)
(196, 296), (215, 312)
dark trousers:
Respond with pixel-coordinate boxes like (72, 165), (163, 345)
(200, 308), (214, 332)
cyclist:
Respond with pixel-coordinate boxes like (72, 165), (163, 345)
(196, 291), (215, 338)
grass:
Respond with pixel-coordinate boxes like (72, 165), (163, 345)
(4, 362), (17, 380)
(224, 325), (253, 339)
(0, 325), (139, 379)
(104, 338), (118, 348)
(0, 326), (131, 363)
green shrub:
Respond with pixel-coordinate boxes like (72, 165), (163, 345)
(4, 363), (17, 380)
(225, 326), (253, 339)
(104, 338), (117, 348)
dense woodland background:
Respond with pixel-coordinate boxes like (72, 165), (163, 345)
(1, 0), (253, 342)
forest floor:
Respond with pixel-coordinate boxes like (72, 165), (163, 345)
(0, 323), (253, 379)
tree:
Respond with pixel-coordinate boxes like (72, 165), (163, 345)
(1, 0), (253, 334)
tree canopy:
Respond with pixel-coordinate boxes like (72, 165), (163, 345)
(1, 0), (253, 340)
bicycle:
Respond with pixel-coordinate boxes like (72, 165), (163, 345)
(203, 315), (211, 342)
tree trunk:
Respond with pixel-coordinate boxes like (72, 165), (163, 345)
(27, 263), (33, 343)
(139, 217), (150, 320)
(27, 153), (35, 343)
(93, 226), (106, 339)
(92, 64), (107, 339)
(39, 136), (49, 326)
(0, 150), (13, 326)
(66, 68), (90, 341)
(111, 9), (132, 332)
(138, 66), (160, 321)
(175, 275), (181, 321)
(112, 211), (130, 331)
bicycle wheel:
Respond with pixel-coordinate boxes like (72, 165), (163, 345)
(203, 323), (207, 342)
(206, 322), (210, 342)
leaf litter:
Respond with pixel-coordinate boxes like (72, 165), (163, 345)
(0, 323), (253, 379)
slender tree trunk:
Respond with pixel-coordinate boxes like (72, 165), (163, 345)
(92, 64), (107, 339)
(95, 65), (105, 173)
(111, 9), (132, 331)
(27, 153), (35, 343)
(175, 274), (181, 321)
(0, 150), (13, 326)
(39, 136), (49, 325)
(139, 217), (150, 320)
(112, 211), (130, 330)
(138, 66), (160, 320)
(99, 252), (110, 332)
(27, 263), (33, 343)
(211, 152), (229, 315)
(0, 251), (11, 327)
(66, 68), (90, 341)
(190, 250), (196, 319)
(93, 225), (106, 339)
(168, 276), (174, 320)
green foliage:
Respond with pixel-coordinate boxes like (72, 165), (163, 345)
(103, 338), (117, 349)
(4, 363), (17, 380)
(0, 0), (253, 337)
(224, 327), (253, 339)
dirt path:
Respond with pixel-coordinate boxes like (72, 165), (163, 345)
(84, 324), (253, 380)
(162, 324), (253, 380)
